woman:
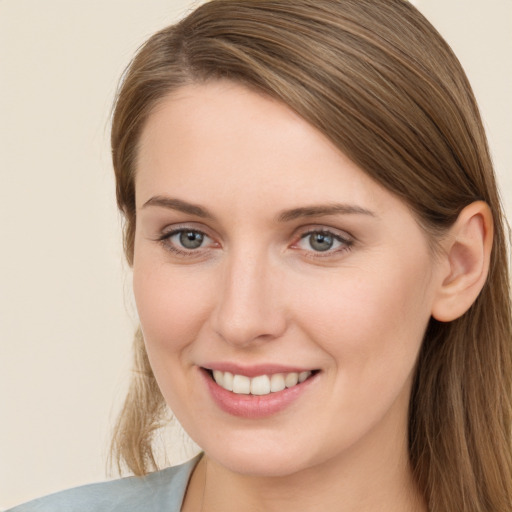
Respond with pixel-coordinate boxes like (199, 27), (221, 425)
(9, 0), (511, 511)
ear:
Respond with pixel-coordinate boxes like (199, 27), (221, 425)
(431, 201), (493, 322)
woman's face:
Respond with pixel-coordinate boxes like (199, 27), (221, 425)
(133, 81), (445, 477)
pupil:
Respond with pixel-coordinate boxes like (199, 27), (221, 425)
(180, 231), (204, 249)
(310, 233), (333, 252)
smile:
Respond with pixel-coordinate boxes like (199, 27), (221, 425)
(200, 365), (320, 418)
(211, 370), (313, 396)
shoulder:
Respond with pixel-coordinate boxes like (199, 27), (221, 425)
(6, 455), (201, 512)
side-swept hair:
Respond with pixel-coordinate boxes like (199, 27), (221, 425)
(110, 1), (512, 510)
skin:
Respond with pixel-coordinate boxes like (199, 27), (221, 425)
(131, 80), (454, 511)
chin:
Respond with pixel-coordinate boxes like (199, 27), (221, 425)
(201, 436), (320, 478)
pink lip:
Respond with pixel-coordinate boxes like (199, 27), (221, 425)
(199, 367), (319, 419)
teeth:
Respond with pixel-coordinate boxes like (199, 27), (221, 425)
(223, 371), (234, 391)
(270, 373), (286, 392)
(285, 372), (298, 388)
(251, 375), (270, 395)
(232, 374), (251, 394)
(212, 370), (313, 395)
(213, 370), (223, 386)
(299, 371), (310, 383)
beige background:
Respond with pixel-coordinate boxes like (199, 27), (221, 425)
(1, 0), (511, 508)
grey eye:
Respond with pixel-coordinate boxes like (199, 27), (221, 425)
(308, 232), (334, 252)
(296, 230), (350, 254)
(179, 230), (204, 249)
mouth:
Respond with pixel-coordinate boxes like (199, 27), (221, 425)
(203, 368), (320, 396)
(200, 366), (320, 418)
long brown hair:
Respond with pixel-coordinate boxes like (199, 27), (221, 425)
(110, 1), (512, 510)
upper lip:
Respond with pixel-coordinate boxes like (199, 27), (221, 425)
(201, 363), (318, 378)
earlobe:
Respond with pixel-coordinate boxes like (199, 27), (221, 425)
(431, 201), (493, 322)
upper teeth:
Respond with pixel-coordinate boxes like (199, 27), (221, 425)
(212, 370), (312, 395)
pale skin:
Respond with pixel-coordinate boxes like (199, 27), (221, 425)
(132, 81), (493, 512)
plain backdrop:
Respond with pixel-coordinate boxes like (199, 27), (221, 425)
(1, 0), (511, 508)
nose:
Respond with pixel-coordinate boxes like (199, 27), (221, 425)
(211, 249), (287, 348)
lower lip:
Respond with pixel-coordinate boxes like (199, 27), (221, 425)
(200, 369), (318, 419)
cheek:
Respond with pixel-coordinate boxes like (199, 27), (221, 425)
(293, 258), (433, 384)
(132, 258), (217, 417)
(132, 259), (214, 354)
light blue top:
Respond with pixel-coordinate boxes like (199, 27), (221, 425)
(6, 456), (201, 512)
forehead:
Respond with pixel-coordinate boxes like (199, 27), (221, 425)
(135, 81), (416, 228)
(137, 80), (340, 173)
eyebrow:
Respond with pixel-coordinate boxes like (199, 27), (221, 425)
(141, 196), (375, 222)
(141, 196), (214, 218)
(276, 204), (376, 222)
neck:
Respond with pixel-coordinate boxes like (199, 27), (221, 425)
(205, 446), (423, 511)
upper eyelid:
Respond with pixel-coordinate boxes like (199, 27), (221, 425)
(160, 228), (209, 239)
(160, 228), (214, 244)
(294, 225), (354, 241)
(299, 228), (350, 239)
(159, 223), (213, 239)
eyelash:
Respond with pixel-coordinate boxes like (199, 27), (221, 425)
(157, 226), (354, 258)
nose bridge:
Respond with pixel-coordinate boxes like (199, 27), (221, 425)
(212, 244), (285, 346)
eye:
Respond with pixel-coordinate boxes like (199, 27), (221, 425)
(295, 229), (352, 254)
(158, 228), (216, 255)
(175, 230), (205, 249)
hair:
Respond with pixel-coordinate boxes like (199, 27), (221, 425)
(109, 1), (512, 510)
